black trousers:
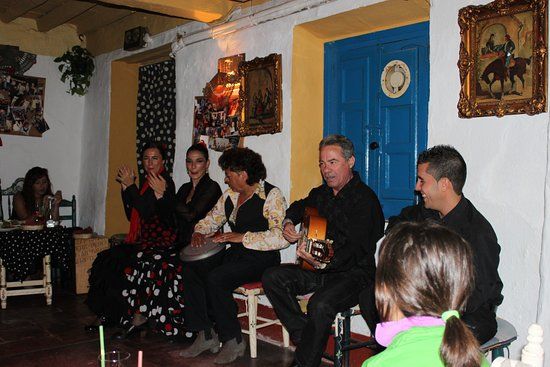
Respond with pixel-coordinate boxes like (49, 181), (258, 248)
(357, 284), (380, 335)
(262, 265), (371, 367)
(183, 248), (279, 343)
(463, 304), (498, 344)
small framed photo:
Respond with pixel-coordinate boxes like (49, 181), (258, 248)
(457, 0), (547, 118)
(238, 53), (282, 136)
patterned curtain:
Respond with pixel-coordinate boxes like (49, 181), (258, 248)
(136, 60), (176, 181)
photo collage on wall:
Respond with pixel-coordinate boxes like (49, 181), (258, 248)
(193, 54), (244, 151)
(0, 74), (49, 137)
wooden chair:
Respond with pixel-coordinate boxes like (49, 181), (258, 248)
(332, 307), (380, 367)
(0, 255), (52, 309)
(296, 294), (378, 367)
(58, 195), (77, 227)
(490, 323), (543, 367)
(0, 177), (24, 219)
(234, 281), (290, 358)
(0, 177), (53, 309)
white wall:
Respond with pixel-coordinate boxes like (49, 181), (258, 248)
(431, 0), (549, 359)
(0, 55), (85, 219)
(79, 0), (550, 360)
(78, 53), (111, 234)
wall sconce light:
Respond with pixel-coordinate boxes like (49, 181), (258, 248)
(170, 33), (185, 58)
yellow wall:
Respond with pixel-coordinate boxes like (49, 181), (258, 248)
(104, 61), (139, 236)
(290, 0), (429, 201)
(290, 27), (325, 201)
(0, 18), (82, 57)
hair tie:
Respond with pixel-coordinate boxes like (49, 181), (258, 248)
(441, 310), (460, 322)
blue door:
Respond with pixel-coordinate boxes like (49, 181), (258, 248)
(325, 22), (429, 217)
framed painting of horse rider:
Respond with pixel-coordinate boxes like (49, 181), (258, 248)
(238, 53), (282, 136)
(458, 0), (547, 118)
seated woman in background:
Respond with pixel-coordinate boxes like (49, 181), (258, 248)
(362, 221), (488, 367)
(118, 143), (221, 339)
(13, 167), (62, 221)
(85, 141), (177, 332)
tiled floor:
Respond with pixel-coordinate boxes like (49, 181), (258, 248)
(0, 291), (303, 367)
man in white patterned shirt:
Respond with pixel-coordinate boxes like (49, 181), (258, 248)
(178, 147), (289, 365)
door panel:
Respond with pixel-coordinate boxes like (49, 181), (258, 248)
(325, 22), (429, 218)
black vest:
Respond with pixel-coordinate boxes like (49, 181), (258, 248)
(223, 182), (280, 263)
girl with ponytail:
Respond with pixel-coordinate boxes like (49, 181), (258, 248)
(362, 221), (489, 367)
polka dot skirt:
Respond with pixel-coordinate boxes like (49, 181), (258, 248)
(121, 248), (185, 338)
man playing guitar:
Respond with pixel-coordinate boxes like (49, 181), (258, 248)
(263, 135), (384, 367)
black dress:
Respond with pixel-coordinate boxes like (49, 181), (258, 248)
(120, 174), (221, 337)
(85, 172), (177, 325)
(174, 174), (222, 249)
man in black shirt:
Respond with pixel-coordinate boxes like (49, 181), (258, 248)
(367, 145), (503, 344)
(263, 135), (384, 367)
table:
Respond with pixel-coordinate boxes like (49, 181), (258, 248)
(0, 227), (73, 281)
(74, 236), (109, 294)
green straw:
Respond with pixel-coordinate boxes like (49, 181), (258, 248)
(99, 325), (105, 367)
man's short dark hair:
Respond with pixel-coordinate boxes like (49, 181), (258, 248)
(319, 134), (355, 159)
(417, 145), (467, 195)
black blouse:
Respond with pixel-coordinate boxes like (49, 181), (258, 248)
(174, 174), (221, 248)
(121, 171), (177, 247)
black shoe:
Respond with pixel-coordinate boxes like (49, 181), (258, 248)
(84, 316), (108, 332)
(112, 323), (147, 340)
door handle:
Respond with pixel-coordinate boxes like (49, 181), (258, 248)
(369, 141), (380, 150)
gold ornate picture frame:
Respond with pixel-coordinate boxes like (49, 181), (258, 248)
(457, 0), (547, 118)
(238, 53), (282, 136)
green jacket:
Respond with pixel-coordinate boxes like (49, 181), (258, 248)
(362, 326), (490, 367)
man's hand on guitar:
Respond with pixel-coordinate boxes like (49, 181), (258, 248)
(212, 232), (244, 243)
(283, 222), (302, 243)
(297, 240), (324, 269)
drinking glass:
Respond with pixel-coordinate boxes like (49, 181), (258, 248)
(97, 350), (130, 367)
(45, 196), (57, 228)
(33, 202), (44, 223)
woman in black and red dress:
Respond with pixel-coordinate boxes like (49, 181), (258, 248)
(118, 143), (221, 339)
(85, 142), (176, 333)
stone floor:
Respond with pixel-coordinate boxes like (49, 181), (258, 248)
(0, 290), (304, 367)
(0, 287), (378, 367)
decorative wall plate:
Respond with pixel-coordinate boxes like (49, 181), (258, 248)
(381, 60), (411, 98)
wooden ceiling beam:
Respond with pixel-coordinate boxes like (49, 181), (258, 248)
(36, 1), (96, 32)
(0, 0), (49, 23)
(72, 5), (133, 35)
(98, 0), (234, 23)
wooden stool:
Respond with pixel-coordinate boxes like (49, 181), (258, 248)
(234, 281), (290, 358)
(480, 317), (518, 361)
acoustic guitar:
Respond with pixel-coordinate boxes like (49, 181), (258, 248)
(297, 207), (334, 271)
